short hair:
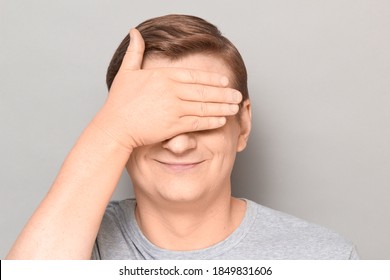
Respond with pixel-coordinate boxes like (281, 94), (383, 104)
(106, 14), (249, 103)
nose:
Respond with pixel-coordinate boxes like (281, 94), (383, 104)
(162, 133), (197, 154)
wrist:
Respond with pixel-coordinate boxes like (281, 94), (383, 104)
(90, 118), (134, 155)
(90, 105), (137, 153)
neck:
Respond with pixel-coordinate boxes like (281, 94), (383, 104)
(134, 194), (246, 251)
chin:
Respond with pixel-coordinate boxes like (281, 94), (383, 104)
(155, 181), (208, 203)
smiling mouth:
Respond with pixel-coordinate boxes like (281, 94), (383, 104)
(155, 160), (205, 171)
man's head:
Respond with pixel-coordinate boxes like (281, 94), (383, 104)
(109, 15), (251, 206)
(106, 14), (249, 106)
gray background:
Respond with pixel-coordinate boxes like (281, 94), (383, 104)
(1, 0), (389, 259)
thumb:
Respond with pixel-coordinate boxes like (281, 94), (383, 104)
(120, 28), (145, 71)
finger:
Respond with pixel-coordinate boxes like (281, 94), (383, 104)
(180, 116), (227, 132)
(181, 101), (239, 117)
(177, 84), (242, 104)
(120, 28), (145, 71)
(169, 68), (230, 87)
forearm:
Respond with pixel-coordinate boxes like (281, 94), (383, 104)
(6, 119), (131, 259)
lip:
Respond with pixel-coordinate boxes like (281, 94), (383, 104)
(154, 160), (205, 171)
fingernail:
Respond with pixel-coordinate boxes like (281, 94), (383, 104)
(220, 76), (229, 86)
(230, 104), (239, 113)
(234, 91), (242, 103)
(129, 28), (135, 39)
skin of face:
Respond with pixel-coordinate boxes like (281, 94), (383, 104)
(126, 53), (251, 208)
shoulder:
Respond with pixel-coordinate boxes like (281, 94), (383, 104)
(243, 200), (358, 259)
(104, 199), (136, 218)
(104, 198), (135, 213)
(95, 199), (136, 239)
(92, 199), (137, 260)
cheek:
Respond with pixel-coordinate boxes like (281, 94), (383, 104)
(220, 124), (241, 152)
(126, 148), (149, 178)
(212, 130), (240, 166)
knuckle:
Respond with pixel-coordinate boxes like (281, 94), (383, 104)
(192, 118), (201, 130)
(187, 69), (197, 83)
(197, 86), (207, 101)
(200, 102), (207, 116)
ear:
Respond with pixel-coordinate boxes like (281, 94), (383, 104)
(236, 99), (252, 152)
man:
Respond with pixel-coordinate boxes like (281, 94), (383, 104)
(7, 14), (358, 259)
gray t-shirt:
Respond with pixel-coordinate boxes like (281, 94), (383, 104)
(92, 199), (358, 259)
